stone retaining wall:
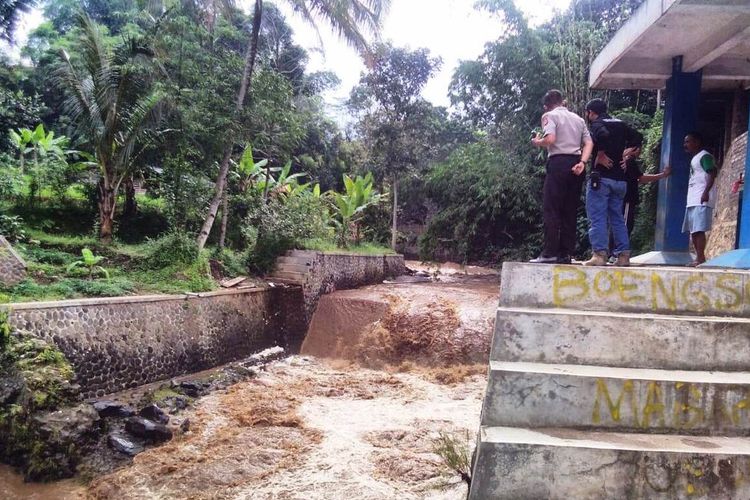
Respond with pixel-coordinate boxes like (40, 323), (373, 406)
(3, 253), (403, 398)
(300, 252), (405, 322)
(6, 287), (306, 398)
(0, 235), (26, 286)
(707, 131), (747, 259)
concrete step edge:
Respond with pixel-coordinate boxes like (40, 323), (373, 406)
(266, 277), (304, 284)
(275, 264), (311, 273)
(490, 360), (750, 384)
(272, 271), (306, 278)
(496, 305), (750, 323)
(277, 257), (313, 264)
(479, 426), (750, 454)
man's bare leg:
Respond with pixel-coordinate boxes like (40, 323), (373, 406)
(691, 231), (707, 265)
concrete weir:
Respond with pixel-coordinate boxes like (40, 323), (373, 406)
(470, 263), (750, 499)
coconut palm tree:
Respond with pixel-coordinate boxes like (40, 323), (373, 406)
(55, 14), (164, 244)
(196, 0), (390, 251)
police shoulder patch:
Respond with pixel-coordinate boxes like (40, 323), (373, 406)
(542, 116), (549, 127)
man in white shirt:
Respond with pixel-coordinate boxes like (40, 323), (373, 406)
(682, 132), (718, 266)
(530, 90), (593, 264)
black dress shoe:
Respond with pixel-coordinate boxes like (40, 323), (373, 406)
(556, 256), (572, 264)
(529, 255), (557, 264)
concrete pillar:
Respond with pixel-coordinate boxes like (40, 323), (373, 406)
(655, 58), (702, 252)
(738, 112), (750, 249)
(632, 57), (702, 265)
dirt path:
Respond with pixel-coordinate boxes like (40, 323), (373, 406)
(87, 358), (485, 499)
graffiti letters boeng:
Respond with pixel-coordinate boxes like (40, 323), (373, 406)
(552, 266), (747, 313)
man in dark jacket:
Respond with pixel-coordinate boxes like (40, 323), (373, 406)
(584, 98), (643, 266)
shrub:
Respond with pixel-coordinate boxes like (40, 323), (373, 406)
(144, 231), (198, 269)
(243, 193), (331, 273)
(21, 246), (76, 266)
(211, 248), (249, 277)
(6, 279), (76, 301)
(433, 431), (472, 486)
(0, 214), (27, 242)
(66, 278), (134, 297)
(420, 141), (543, 263)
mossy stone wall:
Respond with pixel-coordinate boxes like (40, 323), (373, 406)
(6, 287), (306, 398)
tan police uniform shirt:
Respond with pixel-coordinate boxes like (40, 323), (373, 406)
(542, 106), (591, 157)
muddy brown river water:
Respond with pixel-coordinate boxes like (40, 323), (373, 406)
(0, 465), (84, 499)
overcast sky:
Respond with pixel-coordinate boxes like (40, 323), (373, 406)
(3, 0), (571, 113)
(276, 0), (572, 111)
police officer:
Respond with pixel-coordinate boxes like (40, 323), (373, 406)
(530, 89), (593, 264)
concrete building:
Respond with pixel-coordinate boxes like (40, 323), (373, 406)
(589, 0), (750, 267)
(469, 2), (750, 498)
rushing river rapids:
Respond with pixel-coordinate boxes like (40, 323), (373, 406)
(1, 264), (499, 499)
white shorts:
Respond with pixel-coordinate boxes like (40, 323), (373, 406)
(682, 206), (713, 234)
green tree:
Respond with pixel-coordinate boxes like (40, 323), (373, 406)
(421, 140), (542, 263)
(0, 85), (45, 152)
(54, 14), (164, 243)
(450, 1), (557, 149)
(349, 42), (441, 249)
(196, 0), (390, 252)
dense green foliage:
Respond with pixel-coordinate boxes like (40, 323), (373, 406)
(421, 142), (542, 262)
(419, 0), (655, 262)
(0, 0), (662, 290)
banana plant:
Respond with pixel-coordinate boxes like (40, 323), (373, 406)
(235, 144), (270, 193)
(8, 128), (34, 171)
(34, 126), (69, 160)
(272, 160), (307, 198)
(66, 248), (110, 281)
(9, 124), (70, 172)
(329, 172), (380, 247)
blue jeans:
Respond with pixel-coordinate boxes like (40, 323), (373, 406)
(586, 177), (630, 254)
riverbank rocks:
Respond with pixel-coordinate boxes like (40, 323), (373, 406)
(125, 416), (173, 443)
(139, 404), (169, 424)
(29, 404), (100, 479)
(108, 433), (144, 457)
(93, 400), (136, 418)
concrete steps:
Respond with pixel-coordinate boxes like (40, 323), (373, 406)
(492, 307), (750, 371)
(277, 256), (314, 266)
(271, 271), (307, 282)
(469, 263), (750, 499)
(472, 426), (750, 499)
(267, 251), (316, 284)
(275, 263), (310, 274)
(483, 361), (750, 435)
(500, 262), (750, 317)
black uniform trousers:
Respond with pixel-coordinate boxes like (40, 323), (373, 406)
(543, 154), (584, 259)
